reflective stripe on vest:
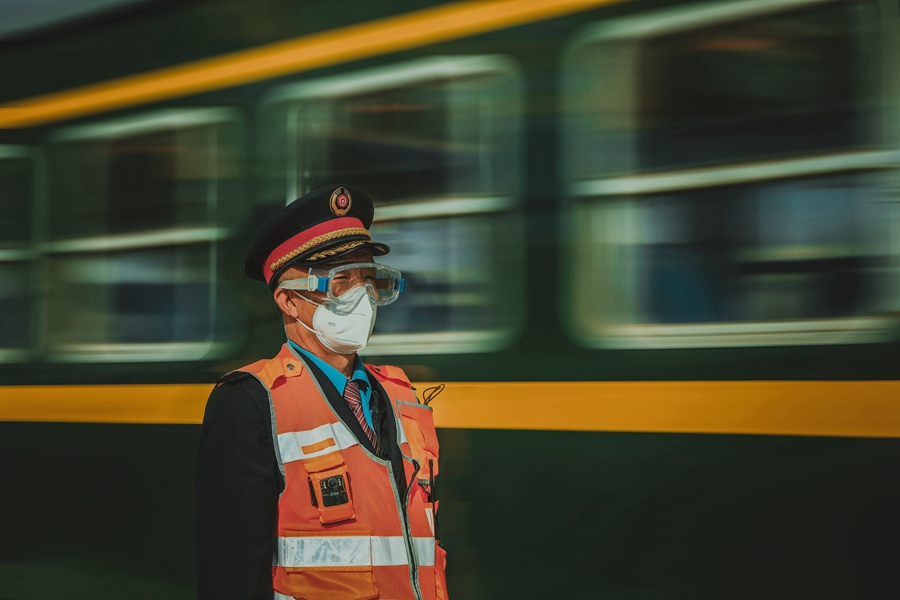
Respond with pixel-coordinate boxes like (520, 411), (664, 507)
(276, 535), (436, 568)
(277, 421), (359, 463)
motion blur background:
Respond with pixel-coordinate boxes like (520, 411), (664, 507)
(0, 0), (898, 598)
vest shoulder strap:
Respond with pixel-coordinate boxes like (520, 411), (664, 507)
(366, 364), (412, 388)
(237, 350), (306, 390)
(238, 359), (269, 374)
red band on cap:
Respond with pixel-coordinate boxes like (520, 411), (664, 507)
(263, 217), (366, 283)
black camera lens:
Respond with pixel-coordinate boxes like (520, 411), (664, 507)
(327, 477), (339, 489)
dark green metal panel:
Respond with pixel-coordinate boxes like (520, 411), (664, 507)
(2, 423), (898, 599)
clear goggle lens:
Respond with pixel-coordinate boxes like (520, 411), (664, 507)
(278, 262), (405, 306)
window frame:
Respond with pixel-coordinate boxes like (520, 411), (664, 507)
(0, 144), (40, 362)
(561, 0), (900, 349)
(41, 108), (241, 362)
(260, 55), (524, 355)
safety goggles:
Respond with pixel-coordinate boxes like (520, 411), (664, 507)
(278, 262), (405, 306)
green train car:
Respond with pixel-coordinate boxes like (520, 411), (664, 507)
(1, 0), (899, 597)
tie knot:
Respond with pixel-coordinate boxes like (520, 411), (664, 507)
(343, 378), (377, 451)
(344, 379), (362, 407)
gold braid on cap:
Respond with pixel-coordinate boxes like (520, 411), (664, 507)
(269, 227), (370, 272)
(305, 240), (369, 262)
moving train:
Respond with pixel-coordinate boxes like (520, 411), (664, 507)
(1, 0), (898, 597)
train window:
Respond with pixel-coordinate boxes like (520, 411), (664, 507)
(367, 211), (517, 350)
(43, 109), (240, 361)
(565, 0), (880, 178)
(0, 147), (36, 360)
(261, 56), (523, 354)
(563, 0), (900, 348)
(44, 245), (213, 353)
(300, 86), (455, 200)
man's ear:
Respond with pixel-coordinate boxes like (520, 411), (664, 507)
(273, 287), (299, 319)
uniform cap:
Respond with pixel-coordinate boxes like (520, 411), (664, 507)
(243, 184), (389, 287)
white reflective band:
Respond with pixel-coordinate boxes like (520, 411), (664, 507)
(278, 535), (371, 568)
(277, 421), (359, 463)
(425, 507), (435, 536)
(393, 400), (411, 447)
(371, 536), (411, 566)
(397, 419), (409, 447)
(276, 536), (436, 568)
(274, 594), (294, 600)
(413, 536), (436, 567)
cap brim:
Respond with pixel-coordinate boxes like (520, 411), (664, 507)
(268, 239), (390, 288)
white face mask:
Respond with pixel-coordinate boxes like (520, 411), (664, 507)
(293, 286), (376, 355)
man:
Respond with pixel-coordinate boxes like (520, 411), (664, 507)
(197, 185), (447, 600)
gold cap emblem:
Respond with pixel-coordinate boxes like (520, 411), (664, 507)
(329, 187), (352, 216)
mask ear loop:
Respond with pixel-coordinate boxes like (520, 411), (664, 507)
(289, 291), (323, 336)
(278, 291), (317, 345)
(292, 290), (323, 309)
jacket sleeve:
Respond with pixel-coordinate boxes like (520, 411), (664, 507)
(196, 377), (283, 600)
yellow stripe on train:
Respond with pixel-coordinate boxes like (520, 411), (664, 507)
(1, 381), (899, 438)
(0, 0), (621, 129)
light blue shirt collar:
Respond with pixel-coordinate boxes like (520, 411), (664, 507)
(287, 341), (374, 429)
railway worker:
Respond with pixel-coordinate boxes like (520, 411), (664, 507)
(196, 184), (447, 600)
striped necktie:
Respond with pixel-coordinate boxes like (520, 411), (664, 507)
(344, 379), (378, 451)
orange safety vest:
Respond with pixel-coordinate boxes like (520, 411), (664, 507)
(236, 344), (448, 600)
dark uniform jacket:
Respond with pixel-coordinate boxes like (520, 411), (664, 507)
(196, 353), (407, 600)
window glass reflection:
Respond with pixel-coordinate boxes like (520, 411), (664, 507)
(568, 1), (878, 177)
(372, 215), (518, 335)
(573, 173), (892, 328)
(0, 154), (34, 355)
(46, 244), (213, 348)
(48, 124), (231, 239)
(300, 85), (454, 200)
(0, 262), (33, 350)
(637, 4), (875, 169)
(292, 68), (519, 204)
(0, 157), (32, 245)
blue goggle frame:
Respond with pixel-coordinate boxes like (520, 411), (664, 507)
(278, 262), (405, 306)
